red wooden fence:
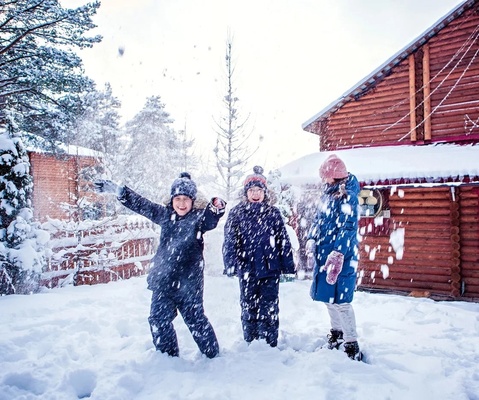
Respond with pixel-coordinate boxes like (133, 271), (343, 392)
(41, 218), (158, 288)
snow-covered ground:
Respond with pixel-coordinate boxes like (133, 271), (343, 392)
(1, 227), (479, 400)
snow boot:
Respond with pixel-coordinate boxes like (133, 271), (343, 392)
(326, 329), (344, 350)
(344, 341), (363, 361)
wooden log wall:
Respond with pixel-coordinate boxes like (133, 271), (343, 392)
(317, 4), (479, 150)
(429, 9), (479, 141)
(458, 186), (479, 300)
(322, 63), (411, 150)
(357, 186), (465, 299)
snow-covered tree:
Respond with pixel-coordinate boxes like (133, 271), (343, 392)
(71, 82), (123, 186)
(72, 83), (122, 156)
(119, 96), (192, 202)
(0, 125), (49, 295)
(0, 0), (101, 148)
(214, 36), (259, 200)
(61, 83), (123, 220)
(0, 0), (102, 294)
(267, 169), (296, 222)
(177, 127), (198, 173)
(267, 168), (299, 281)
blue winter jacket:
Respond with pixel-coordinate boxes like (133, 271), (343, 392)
(223, 201), (295, 279)
(119, 187), (224, 292)
(308, 173), (360, 304)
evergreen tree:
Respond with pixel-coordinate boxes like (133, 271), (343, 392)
(72, 83), (122, 156)
(177, 127), (198, 173)
(268, 168), (299, 281)
(267, 169), (296, 222)
(67, 83), (123, 219)
(0, 0), (102, 294)
(71, 82), (123, 184)
(214, 36), (259, 200)
(120, 96), (191, 202)
(0, 123), (49, 295)
(0, 0), (101, 148)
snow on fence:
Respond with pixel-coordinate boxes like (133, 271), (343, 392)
(41, 216), (158, 288)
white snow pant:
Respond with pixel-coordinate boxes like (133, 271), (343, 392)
(325, 302), (358, 343)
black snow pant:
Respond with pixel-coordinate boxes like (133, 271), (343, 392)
(148, 283), (219, 358)
(239, 275), (280, 347)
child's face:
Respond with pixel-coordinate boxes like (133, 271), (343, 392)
(323, 177), (335, 184)
(246, 186), (265, 203)
(172, 195), (193, 216)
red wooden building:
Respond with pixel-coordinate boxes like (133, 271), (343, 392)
(28, 146), (157, 288)
(28, 148), (101, 222)
(283, 0), (479, 301)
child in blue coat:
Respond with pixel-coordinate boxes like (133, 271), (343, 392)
(223, 166), (295, 347)
(306, 155), (362, 361)
(95, 173), (226, 358)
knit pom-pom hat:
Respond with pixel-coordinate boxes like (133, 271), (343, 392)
(243, 166), (268, 194)
(170, 172), (197, 200)
(319, 155), (348, 180)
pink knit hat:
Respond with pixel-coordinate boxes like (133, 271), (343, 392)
(243, 166), (267, 194)
(319, 155), (348, 180)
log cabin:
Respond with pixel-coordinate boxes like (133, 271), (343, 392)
(282, 0), (479, 301)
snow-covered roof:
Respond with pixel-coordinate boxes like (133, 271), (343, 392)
(32, 143), (101, 157)
(279, 143), (479, 187)
(26, 139), (102, 158)
(302, 0), (474, 130)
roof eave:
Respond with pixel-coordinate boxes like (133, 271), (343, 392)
(362, 175), (479, 189)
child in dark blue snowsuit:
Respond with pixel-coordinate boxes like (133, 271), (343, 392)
(223, 166), (295, 347)
(94, 173), (226, 358)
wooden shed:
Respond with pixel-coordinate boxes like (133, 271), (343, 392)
(27, 145), (157, 289)
(287, 0), (479, 301)
(28, 147), (103, 222)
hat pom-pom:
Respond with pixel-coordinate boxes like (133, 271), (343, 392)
(179, 172), (191, 179)
(253, 166), (264, 175)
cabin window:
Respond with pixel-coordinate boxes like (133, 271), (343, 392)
(358, 188), (391, 236)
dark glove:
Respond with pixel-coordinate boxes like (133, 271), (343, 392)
(209, 197), (227, 215)
(322, 250), (344, 285)
(93, 179), (119, 194)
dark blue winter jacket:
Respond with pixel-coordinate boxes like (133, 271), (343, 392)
(308, 173), (360, 304)
(223, 201), (295, 279)
(119, 187), (223, 291)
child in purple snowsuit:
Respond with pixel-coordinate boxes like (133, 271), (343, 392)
(223, 166), (295, 347)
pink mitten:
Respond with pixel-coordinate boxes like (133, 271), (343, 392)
(305, 239), (316, 270)
(324, 251), (344, 285)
